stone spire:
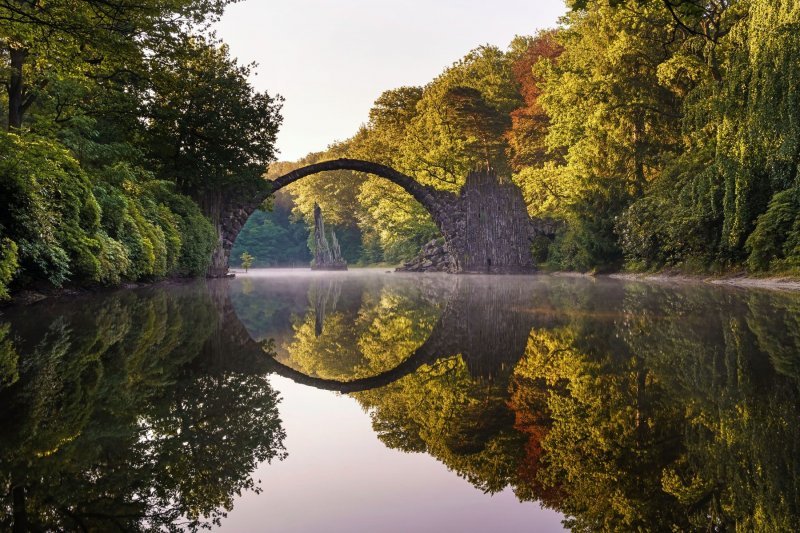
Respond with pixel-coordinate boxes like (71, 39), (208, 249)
(311, 203), (347, 270)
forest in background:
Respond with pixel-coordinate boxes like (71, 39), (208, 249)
(264, 0), (800, 275)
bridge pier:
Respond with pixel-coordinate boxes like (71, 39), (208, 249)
(435, 171), (536, 274)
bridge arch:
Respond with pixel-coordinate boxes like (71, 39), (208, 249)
(210, 158), (455, 277)
(270, 159), (449, 217)
(210, 158), (543, 276)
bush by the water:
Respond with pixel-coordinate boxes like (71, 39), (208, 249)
(0, 132), (216, 297)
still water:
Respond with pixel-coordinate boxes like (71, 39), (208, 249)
(1, 270), (799, 531)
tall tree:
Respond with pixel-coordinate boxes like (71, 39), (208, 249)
(537, 0), (683, 269)
(143, 36), (282, 194)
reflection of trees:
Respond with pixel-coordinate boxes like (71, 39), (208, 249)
(622, 286), (800, 531)
(22, 274), (792, 531)
(272, 276), (546, 492)
(278, 275), (800, 531)
(284, 279), (440, 381)
(0, 324), (18, 388)
(0, 285), (285, 532)
(515, 283), (800, 531)
(357, 355), (526, 493)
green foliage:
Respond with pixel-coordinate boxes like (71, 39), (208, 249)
(0, 0), (279, 294)
(618, 151), (722, 268)
(285, 45), (523, 265)
(0, 132), (92, 286)
(156, 190), (217, 277)
(0, 239), (18, 300)
(746, 186), (800, 271)
(144, 37), (283, 193)
(0, 131), (216, 288)
(271, 0), (800, 275)
(534, 1), (682, 270)
(240, 251), (254, 272)
(231, 192), (311, 267)
(530, 235), (551, 264)
(618, 0), (800, 272)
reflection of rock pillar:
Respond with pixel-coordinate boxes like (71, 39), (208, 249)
(311, 203), (347, 270)
(313, 278), (342, 337)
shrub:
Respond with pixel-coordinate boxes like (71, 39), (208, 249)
(0, 132), (86, 286)
(746, 187), (800, 272)
(0, 133), (217, 292)
(0, 238), (19, 300)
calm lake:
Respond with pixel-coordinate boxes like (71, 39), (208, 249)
(1, 270), (798, 531)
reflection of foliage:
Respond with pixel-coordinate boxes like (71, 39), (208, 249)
(8, 274), (795, 531)
(283, 282), (438, 381)
(624, 286), (800, 532)
(358, 356), (525, 493)
(144, 372), (286, 525)
(284, 275), (800, 531)
(0, 324), (19, 388)
(520, 283), (800, 531)
(518, 327), (687, 530)
(0, 284), (285, 531)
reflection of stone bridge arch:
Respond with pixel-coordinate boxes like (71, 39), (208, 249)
(204, 277), (557, 393)
(208, 159), (558, 277)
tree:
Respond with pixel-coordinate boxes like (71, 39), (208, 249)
(240, 251), (254, 272)
(618, 0), (800, 271)
(0, 0), (281, 292)
(506, 31), (564, 173)
(231, 191), (312, 268)
(398, 45), (521, 188)
(535, 0), (683, 270)
(285, 44), (526, 265)
(0, 0), (236, 129)
(143, 36), (282, 195)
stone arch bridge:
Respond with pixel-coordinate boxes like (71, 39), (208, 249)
(205, 158), (558, 276)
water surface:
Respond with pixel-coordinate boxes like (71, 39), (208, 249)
(1, 270), (798, 531)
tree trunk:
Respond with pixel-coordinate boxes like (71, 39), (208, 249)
(8, 47), (28, 130)
(632, 113), (646, 195)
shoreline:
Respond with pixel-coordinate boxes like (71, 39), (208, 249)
(606, 272), (800, 292)
(0, 277), (203, 310)
(4, 268), (800, 310)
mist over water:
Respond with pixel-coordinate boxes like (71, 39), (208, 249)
(2, 270), (799, 531)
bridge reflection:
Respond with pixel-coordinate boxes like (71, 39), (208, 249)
(209, 274), (559, 392)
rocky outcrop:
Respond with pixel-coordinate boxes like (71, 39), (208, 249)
(399, 171), (553, 274)
(311, 203), (347, 271)
(397, 238), (455, 272)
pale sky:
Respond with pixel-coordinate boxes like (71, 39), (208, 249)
(215, 0), (567, 162)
